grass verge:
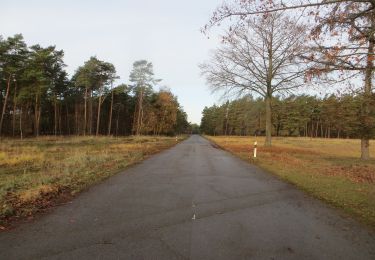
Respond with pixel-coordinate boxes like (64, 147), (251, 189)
(206, 136), (375, 228)
(0, 135), (185, 229)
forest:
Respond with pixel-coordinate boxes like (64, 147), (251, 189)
(201, 94), (375, 139)
(0, 34), (190, 138)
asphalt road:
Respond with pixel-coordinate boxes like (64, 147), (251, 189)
(0, 135), (374, 259)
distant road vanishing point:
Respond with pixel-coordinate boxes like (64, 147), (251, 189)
(0, 135), (374, 259)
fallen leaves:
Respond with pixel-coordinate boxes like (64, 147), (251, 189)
(326, 165), (375, 183)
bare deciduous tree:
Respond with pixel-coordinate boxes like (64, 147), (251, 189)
(200, 12), (309, 146)
(205, 0), (375, 158)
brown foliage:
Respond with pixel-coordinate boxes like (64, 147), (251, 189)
(326, 165), (375, 183)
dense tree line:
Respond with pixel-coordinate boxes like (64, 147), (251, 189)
(0, 34), (189, 138)
(201, 94), (375, 139)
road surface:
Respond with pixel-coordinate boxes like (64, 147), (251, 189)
(0, 135), (374, 259)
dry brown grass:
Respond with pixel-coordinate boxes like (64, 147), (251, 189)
(0, 135), (184, 228)
(207, 136), (375, 228)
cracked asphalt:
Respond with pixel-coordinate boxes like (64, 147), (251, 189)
(0, 135), (374, 259)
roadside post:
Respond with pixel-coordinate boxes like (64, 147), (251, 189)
(253, 141), (257, 158)
(176, 136), (178, 142)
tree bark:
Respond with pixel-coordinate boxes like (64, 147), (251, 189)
(108, 90), (114, 136)
(54, 95), (58, 136)
(361, 138), (370, 160)
(265, 29), (273, 146)
(265, 95), (272, 146)
(12, 81), (17, 137)
(89, 89), (93, 135)
(96, 90), (102, 136)
(0, 75), (12, 136)
(84, 87), (88, 136)
(116, 109), (120, 136)
(34, 89), (41, 137)
(19, 106), (23, 140)
(75, 102), (79, 135)
(66, 103), (70, 135)
(361, 37), (374, 160)
(328, 125), (331, 138)
(59, 103), (62, 135)
(135, 87), (144, 135)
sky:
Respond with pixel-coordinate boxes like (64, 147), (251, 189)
(1, 0), (225, 124)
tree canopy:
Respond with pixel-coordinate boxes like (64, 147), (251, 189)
(0, 34), (190, 137)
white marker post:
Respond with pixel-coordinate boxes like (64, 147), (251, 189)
(253, 141), (257, 158)
(176, 136), (178, 142)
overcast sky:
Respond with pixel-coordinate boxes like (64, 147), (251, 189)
(1, 0), (225, 124)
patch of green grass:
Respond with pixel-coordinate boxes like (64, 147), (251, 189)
(207, 136), (375, 228)
(0, 135), (185, 226)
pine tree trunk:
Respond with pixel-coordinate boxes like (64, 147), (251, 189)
(12, 81), (17, 136)
(96, 92), (102, 136)
(135, 88), (144, 135)
(75, 102), (79, 135)
(59, 103), (62, 135)
(54, 95), (58, 136)
(328, 126), (331, 138)
(66, 103), (70, 135)
(140, 108), (144, 135)
(108, 90), (114, 136)
(19, 106), (23, 140)
(89, 89), (93, 135)
(35, 90), (40, 137)
(132, 104), (137, 135)
(116, 110), (120, 136)
(0, 75), (12, 136)
(84, 87), (87, 136)
(37, 108), (41, 137)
